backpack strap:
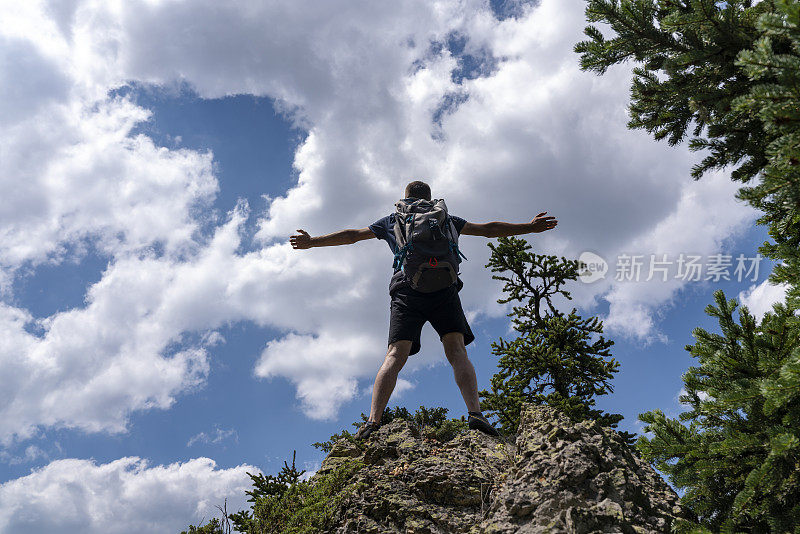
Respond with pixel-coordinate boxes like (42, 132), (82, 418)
(392, 242), (413, 272)
(449, 241), (467, 261)
(445, 215), (468, 261)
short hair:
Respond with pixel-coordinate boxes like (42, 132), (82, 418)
(404, 180), (431, 201)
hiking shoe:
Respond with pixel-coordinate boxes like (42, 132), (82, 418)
(354, 421), (380, 441)
(468, 412), (500, 437)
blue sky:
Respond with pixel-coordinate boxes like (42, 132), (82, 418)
(0, 1), (789, 532)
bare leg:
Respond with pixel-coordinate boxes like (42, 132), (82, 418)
(368, 340), (412, 423)
(441, 332), (481, 413)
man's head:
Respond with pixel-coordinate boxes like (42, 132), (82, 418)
(404, 180), (431, 201)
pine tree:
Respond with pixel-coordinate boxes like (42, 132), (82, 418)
(575, 3), (800, 529)
(228, 451), (306, 533)
(574, 0), (781, 183)
(574, 0), (800, 307)
(636, 289), (800, 532)
(479, 237), (632, 443)
(733, 0), (800, 310)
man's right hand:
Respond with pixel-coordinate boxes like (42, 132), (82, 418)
(290, 229), (313, 249)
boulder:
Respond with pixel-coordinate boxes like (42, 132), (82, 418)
(312, 404), (689, 533)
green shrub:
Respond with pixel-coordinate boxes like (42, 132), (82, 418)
(227, 452), (364, 534)
(180, 518), (225, 534)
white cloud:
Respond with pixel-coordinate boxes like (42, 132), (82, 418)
(1, 76), (217, 284)
(300, 460), (321, 482)
(187, 426), (238, 448)
(256, 331), (375, 420)
(0, 0), (761, 446)
(358, 377), (416, 400)
(0, 445), (49, 466)
(392, 378), (416, 398)
(0, 456), (256, 534)
(738, 279), (790, 321)
(598, 170), (756, 343)
(0, 202), (372, 443)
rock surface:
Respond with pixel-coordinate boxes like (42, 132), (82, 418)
(313, 404), (689, 533)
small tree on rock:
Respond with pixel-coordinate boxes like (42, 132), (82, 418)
(479, 237), (632, 443)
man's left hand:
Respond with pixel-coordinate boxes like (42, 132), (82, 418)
(530, 212), (558, 233)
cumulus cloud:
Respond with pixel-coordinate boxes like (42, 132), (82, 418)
(0, 201), (379, 442)
(738, 279), (791, 321)
(0, 457), (255, 534)
(599, 170), (756, 343)
(0, 0), (760, 445)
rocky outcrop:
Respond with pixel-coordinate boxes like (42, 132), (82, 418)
(314, 404), (690, 533)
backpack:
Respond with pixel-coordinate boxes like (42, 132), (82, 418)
(391, 198), (467, 293)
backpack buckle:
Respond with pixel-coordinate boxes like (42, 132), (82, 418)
(428, 218), (443, 240)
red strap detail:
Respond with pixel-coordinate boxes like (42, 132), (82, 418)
(429, 257), (438, 267)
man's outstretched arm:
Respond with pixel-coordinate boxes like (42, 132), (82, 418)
(290, 228), (375, 249)
(461, 211), (558, 238)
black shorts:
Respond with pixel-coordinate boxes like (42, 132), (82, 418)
(388, 284), (475, 356)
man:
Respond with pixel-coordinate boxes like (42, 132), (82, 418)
(290, 181), (557, 439)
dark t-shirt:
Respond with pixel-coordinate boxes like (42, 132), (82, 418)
(370, 213), (467, 295)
